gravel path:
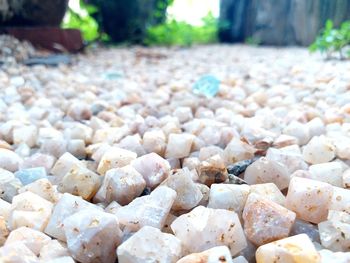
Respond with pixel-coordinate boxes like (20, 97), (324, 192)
(0, 43), (350, 262)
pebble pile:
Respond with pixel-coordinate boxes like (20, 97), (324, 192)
(0, 38), (350, 262)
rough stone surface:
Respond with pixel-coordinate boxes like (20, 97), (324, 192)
(117, 226), (182, 263)
(318, 210), (350, 252)
(329, 186), (350, 214)
(5, 226), (51, 256)
(165, 133), (195, 159)
(255, 234), (321, 263)
(97, 147), (137, 175)
(45, 193), (102, 241)
(171, 206), (247, 256)
(115, 186), (176, 231)
(0, 149), (22, 172)
(131, 152), (170, 189)
(9, 191), (53, 231)
(249, 183), (286, 206)
(242, 193), (296, 246)
(64, 209), (122, 263)
(244, 157), (290, 190)
(208, 183), (250, 216)
(96, 165), (145, 205)
(161, 168), (203, 211)
(302, 136), (336, 164)
(286, 177), (333, 224)
(177, 246), (233, 263)
(58, 164), (101, 200)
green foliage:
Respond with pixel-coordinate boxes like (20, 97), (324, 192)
(145, 12), (218, 46)
(309, 19), (350, 59)
(61, 0), (100, 42)
(245, 36), (261, 46)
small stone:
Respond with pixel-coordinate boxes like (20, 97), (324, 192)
(18, 178), (60, 203)
(0, 241), (38, 262)
(97, 147), (137, 175)
(171, 206), (247, 255)
(131, 153), (170, 189)
(307, 117), (326, 138)
(255, 234), (320, 263)
(58, 164), (101, 200)
(64, 209), (122, 263)
(199, 146), (224, 161)
(67, 101), (92, 120)
(0, 168), (22, 202)
(96, 165), (146, 205)
(14, 143), (31, 158)
(115, 186), (176, 231)
(266, 147), (308, 174)
(66, 139), (86, 159)
(0, 216), (9, 245)
(117, 226), (182, 263)
(118, 134), (146, 157)
(165, 133), (195, 159)
(14, 167), (47, 185)
(198, 155), (228, 186)
(302, 136), (335, 164)
(13, 125), (37, 147)
(0, 199), (11, 220)
(0, 148), (22, 172)
(104, 201), (122, 215)
(182, 157), (201, 171)
(290, 219), (320, 243)
(177, 246), (233, 263)
(243, 193), (296, 246)
(249, 183), (286, 206)
(286, 177), (333, 224)
(45, 193), (102, 241)
(39, 240), (70, 261)
(308, 161), (343, 187)
(20, 153), (55, 173)
(318, 210), (350, 252)
(40, 138), (68, 159)
(283, 121), (310, 145)
(173, 106), (193, 123)
(9, 191), (53, 231)
(51, 152), (81, 179)
(208, 184), (250, 217)
(5, 226), (51, 255)
(329, 186), (350, 214)
(319, 249), (350, 263)
(161, 168), (203, 211)
(273, 134), (298, 148)
(227, 159), (254, 176)
(223, 138), (255, 165)
(244, 157), (290, 190)
(142, 129), (166, 156)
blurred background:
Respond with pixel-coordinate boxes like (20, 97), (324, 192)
(0, 0), (350, 52)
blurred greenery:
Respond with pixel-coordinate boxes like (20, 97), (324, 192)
(61, 0), (101, 42)
(145, 12), (218, 46)
(61, 0), (218, 46)
(245, 36), (261, 46)
(309, 19), (350, 59)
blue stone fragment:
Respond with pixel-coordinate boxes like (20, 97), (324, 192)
(14, 167), (47, 185)
(192, 75), (220, 98)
